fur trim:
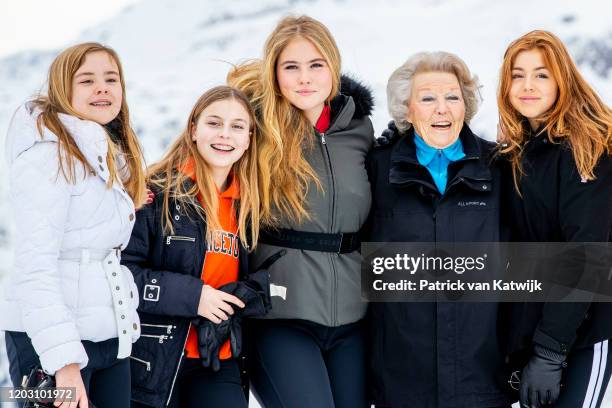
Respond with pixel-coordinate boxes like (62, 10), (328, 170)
(339, 74), (374, 119)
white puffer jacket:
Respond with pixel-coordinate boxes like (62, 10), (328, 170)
(0, 103), (141, 374)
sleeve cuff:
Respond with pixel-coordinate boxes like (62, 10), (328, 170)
(38, 341), (88, 375)
(188, 279), (204, 316)
(533, 328), (571, 356)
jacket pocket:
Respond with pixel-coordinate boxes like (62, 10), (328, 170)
(130, 348), (156, 392)
(130, 355), (151, 371)
(165, 235), (196, 245)
(139, 323), (177, 344)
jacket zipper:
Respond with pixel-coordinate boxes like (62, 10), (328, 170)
(129, 356), (151, 371)
(166, 329), (190, 406)
(141, 334), (170, 344)
(319, 131), (338, 325)
(167, 228), (208, 406)
(166, 235), (196, 245)
(141, 323), (176, 334)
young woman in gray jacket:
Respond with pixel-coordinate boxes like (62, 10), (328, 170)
(228, 15), (374, 408)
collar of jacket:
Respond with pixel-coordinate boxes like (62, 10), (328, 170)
(6, 102), (130, 193)
(323, 74), (374, 134)
(388, 124), (492, 193)
(103, 117), (123, 145)
(8, 102), (109, 167)
(523, 126), (562, 154)
(413, 131), (465, 165)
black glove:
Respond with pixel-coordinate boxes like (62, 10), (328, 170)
(207, 250), (285, 359)
(375, 120), (400, 146)
(194, 317), (232, 371)
(217, 249), (287, 318)
(228, 314), (242, 358)
(196, 249), (285, 367)
(520, 344), (567, 407)
(218, 270), (271, 318)
(213, 273), (266, 360)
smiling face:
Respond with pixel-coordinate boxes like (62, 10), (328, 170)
(70, 51), (122, 124)
(192, 98), (251, 186)
(276, 37), (333, 126)
(407, 72), (465, 148)
(509, 48), (559, 131)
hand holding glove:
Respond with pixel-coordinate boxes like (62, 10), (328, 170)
(196, 249), (285, 367)
(520, 344), (567, 407)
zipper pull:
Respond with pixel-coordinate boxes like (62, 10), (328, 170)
(166, 236), (171, 245)
(321, 133), (326, 144)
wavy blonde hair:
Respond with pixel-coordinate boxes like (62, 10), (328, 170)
(498, 30), (612, 189)
(33, 42), (146, 207)
(227, 15), (341, 226)
(147, 86), (260, 249)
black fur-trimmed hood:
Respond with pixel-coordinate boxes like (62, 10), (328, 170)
(333, 74), (374, 120)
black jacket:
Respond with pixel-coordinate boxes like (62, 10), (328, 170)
(366, 125), (515, 408)
(121, 181), (257, 408)
(504, 130), (612, 365)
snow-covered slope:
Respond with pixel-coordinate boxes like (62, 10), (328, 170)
(0, 0), (611, 405)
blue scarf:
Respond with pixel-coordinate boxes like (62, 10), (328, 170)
(414, 132), (465, 194)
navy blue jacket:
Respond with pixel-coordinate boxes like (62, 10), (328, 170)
(366, 125), (515, 408)
(121, 181), (252, 408)
(504, 130), (612, 366)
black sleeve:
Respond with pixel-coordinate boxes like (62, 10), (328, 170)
(122, 195), (204, 318)
(534, 150), (612, 353)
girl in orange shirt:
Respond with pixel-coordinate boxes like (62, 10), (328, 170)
(123, 86), (275, 408)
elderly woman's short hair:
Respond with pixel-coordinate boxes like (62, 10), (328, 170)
(387, 51), (482, 133)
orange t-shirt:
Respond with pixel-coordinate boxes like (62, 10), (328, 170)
(181, 159), (241, 360)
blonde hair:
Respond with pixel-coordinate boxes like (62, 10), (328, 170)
(227, 15), (341, 226)
(498, 30), (612, 189)
(33, 42), (146, 207)
(147, 86), (260, 249)
(387, 51), (482, 133)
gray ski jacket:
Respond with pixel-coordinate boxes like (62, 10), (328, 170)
(250, 76), (374, 327)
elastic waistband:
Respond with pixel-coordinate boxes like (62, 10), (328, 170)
(59, 247), (121, 263)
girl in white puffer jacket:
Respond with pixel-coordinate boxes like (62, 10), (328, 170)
(1, 42), (147, 408)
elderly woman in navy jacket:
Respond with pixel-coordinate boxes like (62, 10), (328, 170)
(366, 52), (514, 408)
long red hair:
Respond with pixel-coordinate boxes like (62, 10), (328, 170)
(497, 30), (612, 189)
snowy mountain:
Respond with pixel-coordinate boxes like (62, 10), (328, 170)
(0, 0), (611, 405)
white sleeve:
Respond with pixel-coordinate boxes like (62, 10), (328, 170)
(9, 141), (88, 374)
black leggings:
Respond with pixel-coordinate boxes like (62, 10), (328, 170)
(131, 358), (247, 408)
(249, 319), (367, 408)
(5, 330), (131, 408)
(170, 358), (247, 408)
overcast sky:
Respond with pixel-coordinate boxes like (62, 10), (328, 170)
(0, 0), (139, 58)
